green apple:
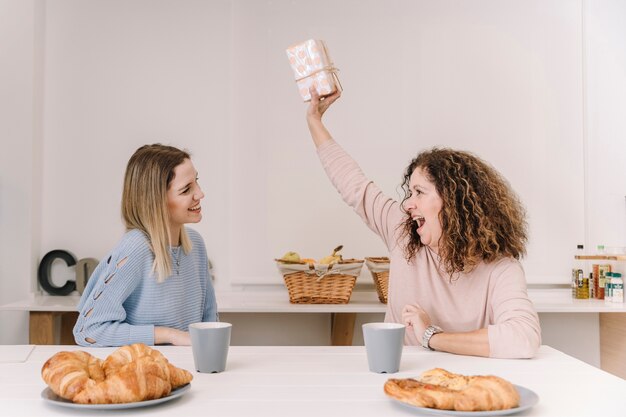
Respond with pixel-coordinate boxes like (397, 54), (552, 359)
(282, 251), (301, 262)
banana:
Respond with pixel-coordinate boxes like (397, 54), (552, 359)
(319, 245), (343, 265)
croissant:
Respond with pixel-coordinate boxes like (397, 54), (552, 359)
(101, 343), (193, 388)
(41, 343), (193, 404)
(384, 368), (520, 412)
(41, 350), (105, 400)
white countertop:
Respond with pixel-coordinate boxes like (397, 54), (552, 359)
(2, 288), (626, 313)
(1, 344), (625, 416)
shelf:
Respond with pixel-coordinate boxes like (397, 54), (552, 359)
(575, 255), (626, 261)
(3, 289), (626, 313)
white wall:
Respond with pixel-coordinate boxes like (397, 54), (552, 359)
(229, 0), (585, 285)
(0, 1), (624, 364)
(584, 0), (626, 253)
(26, 0), (593, 287)
(40, 0), (232, 291)
(0, 0), (44, 344)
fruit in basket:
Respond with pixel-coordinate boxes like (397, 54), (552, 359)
(281, 251), (301, 262)
(319, 245), (343, 265)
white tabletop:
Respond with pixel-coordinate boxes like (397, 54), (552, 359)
(0, 345), (35, 363)
(2, 289), (626, 313)
(2, 345), (625, 416)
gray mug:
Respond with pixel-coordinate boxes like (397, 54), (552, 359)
(362, 322), (405, 373)
(189, 322), (232, 373)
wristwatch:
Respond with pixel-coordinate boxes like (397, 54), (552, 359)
(421, 325), (443, 351)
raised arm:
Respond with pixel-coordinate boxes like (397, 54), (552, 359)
(306, 88), (341, 148)
(303, 88), (404, 250)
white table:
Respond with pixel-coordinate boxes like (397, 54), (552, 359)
(0, 345), (35, 363)
(1, 345), (625, 416)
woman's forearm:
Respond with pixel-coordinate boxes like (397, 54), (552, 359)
(428, 328), (490, 357)
(306, 115), (334, 148)
(305, 88), (341, 148)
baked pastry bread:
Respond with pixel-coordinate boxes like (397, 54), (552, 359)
(39, 350), (105, 400)
(41, 343), (193, 404)
(384, 368), (520, 412)
(101, 343), (193, 387)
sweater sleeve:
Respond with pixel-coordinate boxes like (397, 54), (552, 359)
(487, 261), (542, 358)
(193, 230), (218, 322)
(202, 266), (218, 322)
(317, 141), (404, 251)
(73, 232), (155, 347)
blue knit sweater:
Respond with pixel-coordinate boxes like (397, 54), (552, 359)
(73, 228), (218, 347)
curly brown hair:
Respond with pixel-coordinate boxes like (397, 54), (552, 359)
(399, 148), (527, 278)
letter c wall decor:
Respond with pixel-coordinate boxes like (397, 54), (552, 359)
(38, 250), (77, 295)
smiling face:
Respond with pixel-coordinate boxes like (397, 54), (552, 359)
(166, 158), (204, 243)
(402, 167), (444, 252)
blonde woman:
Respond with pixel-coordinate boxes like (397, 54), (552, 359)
(306, 89), (540, 358)
(73, 144), (217, 347)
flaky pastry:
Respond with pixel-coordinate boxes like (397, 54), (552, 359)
(41, 343), (193, 404)
(384, 368), (520, 412)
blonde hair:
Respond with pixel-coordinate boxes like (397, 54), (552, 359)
(122, 144), (193, 282)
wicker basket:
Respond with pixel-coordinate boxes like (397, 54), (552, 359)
(276, 259), (364, 304)
(365, 257), (390, 304)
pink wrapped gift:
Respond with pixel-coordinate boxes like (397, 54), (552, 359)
(286, 39), (342, 101)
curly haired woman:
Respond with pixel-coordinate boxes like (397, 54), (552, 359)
(305, 89), (540, 359)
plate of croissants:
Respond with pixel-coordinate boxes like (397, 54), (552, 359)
(40, 343), (193, 409)
(384, 368), (539, 416)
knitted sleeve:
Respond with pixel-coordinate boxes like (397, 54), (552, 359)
(202, 266), (218, 322)
(73, 230), (155, 347)
(487, 260), (542, 358)
(316, 141), (404, 251)
(187, 228), (218, 322)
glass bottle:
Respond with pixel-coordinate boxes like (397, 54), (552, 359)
(573, 245), (585, 299)
(605, 272), (613, 302)
(612, 273), (623, 303)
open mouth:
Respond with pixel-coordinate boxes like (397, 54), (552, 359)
(413, 215), (425, 229)
(189, 204), (201, 212)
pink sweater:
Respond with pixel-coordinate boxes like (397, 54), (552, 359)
(318, 141), (541, 358)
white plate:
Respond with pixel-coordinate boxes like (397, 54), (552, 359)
(390, 384), (539, 416)
(41, 383), (190, 410)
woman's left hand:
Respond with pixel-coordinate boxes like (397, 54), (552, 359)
(402, 304), (432, 340)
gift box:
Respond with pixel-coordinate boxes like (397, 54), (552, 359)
(286, 39), (342, 101)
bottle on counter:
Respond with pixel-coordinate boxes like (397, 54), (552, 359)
(573, 244), (585, 299)
(593, 264), (599, 298)
(605, 272), (614, 302)
(612, 273), (623, 303)
(596, 264), (611, 300)
(577, 275), (589, 299)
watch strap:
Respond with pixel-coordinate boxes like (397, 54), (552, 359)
(421, 325), (443, 351)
